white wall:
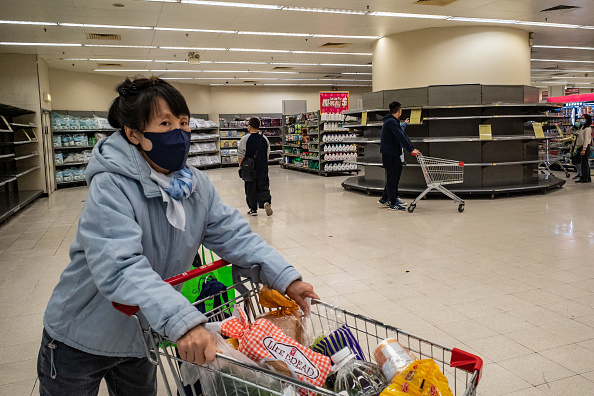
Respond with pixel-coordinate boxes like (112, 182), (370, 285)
(48, 69), (370, 120)
(373, 26), (531, 90)
(48, 69), (212, 116)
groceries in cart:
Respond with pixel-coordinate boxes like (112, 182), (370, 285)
(380, 359), (453, 396)
(331, 347), (387, 396)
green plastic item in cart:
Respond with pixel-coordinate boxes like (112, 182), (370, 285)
(180, 246), (235, 311)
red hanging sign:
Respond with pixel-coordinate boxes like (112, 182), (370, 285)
(565, 88), (580, 96)
(320, 91), (349, 114)
(542, 90), (548, 100)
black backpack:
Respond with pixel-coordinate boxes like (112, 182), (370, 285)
(239, 134), (263, 182)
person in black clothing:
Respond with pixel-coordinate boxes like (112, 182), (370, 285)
(238, 117), (273, 216)
(379, 101), (420, 211)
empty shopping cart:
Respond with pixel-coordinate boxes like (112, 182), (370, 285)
(409, 153), (465, 213)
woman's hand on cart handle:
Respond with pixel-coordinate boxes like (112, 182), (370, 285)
(177, 324), (217, 366)
(412, 149), (421, 156)
(286, 280), (319, 315)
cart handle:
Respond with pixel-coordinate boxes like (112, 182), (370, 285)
(450, 348), (483, 385)
(112, 259), (230, 316)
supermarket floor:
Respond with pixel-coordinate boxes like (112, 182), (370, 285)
(1, 166), (594, 396)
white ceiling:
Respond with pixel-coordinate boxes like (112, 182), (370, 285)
(0, 0), (593, 88)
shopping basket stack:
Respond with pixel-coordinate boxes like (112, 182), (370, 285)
(113, 260), (482, 396)
(408, 153), (466, 213)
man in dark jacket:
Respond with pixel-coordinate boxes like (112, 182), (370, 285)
(238, 117), (273, 216)
(379, 101), (420, 211)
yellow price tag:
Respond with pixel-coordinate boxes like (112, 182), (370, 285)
(533, 122), (545, 138)
(361, 111), (368, 126)
(479, 124), (492, 140)
(410, 108), (422, 125)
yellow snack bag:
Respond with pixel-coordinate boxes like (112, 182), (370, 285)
(380, 359), (453, 396)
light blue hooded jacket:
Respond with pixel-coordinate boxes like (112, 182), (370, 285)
(43, 132), (301, 358)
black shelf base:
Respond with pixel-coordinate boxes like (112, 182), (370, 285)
(0, 190), (43, 223)
(342, 174), (566, 198)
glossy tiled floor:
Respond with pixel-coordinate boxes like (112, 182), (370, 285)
(1, 166), (594, 395)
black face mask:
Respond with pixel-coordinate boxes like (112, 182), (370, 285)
(141, 128), (191, 172)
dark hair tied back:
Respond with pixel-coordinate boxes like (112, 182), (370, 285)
(108, 76), (190, 143)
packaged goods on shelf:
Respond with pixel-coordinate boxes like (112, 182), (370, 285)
(73, 134), (89, 147)
(52, 112), (112, 130)
(321, 112), (343, 121)
(189, 117), (217, 129)
(94, 116), (112, 129)
(323, 144), (356, 153)
(192, 132), (219, 141)
(324, 163), (358, 172)
(322, 134), (357, 143)
(61, 134), (74, 147)
(55, 170), (64, 183)
(83, 150), (92, 162)
(95, 132), (108, 141)
(55, 153), (64, 165)
(53, 135), (62, 147)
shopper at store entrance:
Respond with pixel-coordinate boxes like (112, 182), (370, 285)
(38, 77), (317, 396)
(379, 101), (420, 210)
(575, 114), (592, 183)
(238, 117), (273, 216)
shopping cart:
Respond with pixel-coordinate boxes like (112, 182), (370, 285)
(113, 260), (483, 396)
(408, 153), (465, 213)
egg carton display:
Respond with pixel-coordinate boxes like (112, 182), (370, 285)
(190, 118), (218, 129)
(322, 134), (357, 143)
(323, 144), (357, 153)
(56, 166), (87, 183)
(323, 152), (357, 162)
(189, 142), (217, 153)
(324, 162), (358, 172)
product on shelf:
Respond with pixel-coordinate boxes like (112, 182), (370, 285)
(73, 134), (89, 147)
(53, 135), (62, 147)
(331, 347), (387, 396)
(54, 153), (64, 165)
(61, 134), (74, 147)
(52, 112), (112, 130)
(374, 339), (416, 383)
(55, 170), (64, 183)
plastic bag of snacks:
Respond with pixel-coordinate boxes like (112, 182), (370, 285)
(379, 360), (453, 396)
(54, 153), (64, 165)
(311, 324), (366, 362)
(213, 307), (331, 388)
(53, 135), (62, 147)
(55, 171), (64, 183)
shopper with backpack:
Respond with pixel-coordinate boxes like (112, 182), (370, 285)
(238, 117), (273, 216)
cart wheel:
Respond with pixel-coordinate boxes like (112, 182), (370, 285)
(408, 204), (416, 213)
(566, 173), (571, 178)
(458, 204), (465, 213)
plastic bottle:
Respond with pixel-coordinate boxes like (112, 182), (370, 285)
(331, 347), (387, 396)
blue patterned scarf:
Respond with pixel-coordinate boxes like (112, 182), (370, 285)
(150, 167), (197, 230)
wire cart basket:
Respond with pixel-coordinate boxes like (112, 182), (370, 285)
(408, 153), (466, 213)
(113, 260), (483, 396)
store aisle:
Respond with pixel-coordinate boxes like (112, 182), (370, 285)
(1, 167), (594, 395)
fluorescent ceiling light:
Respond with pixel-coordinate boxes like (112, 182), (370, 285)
(89, 58), (154, 62)
(94, 69), (151, 72)
(153, 60), (188, 63)
(180, 0), (283, 9)
(160, 46), (226, 51)
(531, 59), (594, 64)
(59, 23), (152, 29)
(0, 20), (57, 26)
(154, 27), (238, 34)
(518, 21), (580, 29)
(533, 45), (594, 51)
(532, 69), (594, 73)
(292, 50), (371, 56)
(85, 44), (157, 48)
(447, 17), (517, 24)
(369, 11), (448, 20)
(342, 72), (373, 75)
(281, 7), (366, 15)
(228, 48), (291, 53)
(237, 31), (310, 37)
(0, 42), (81, 46)
(201, 61), (268, 65)
(161, 77), (194, 79)
(313, 34), (381, 39)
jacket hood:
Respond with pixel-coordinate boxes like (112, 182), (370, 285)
(383, 114), (397, 121)
(85, 131), (161, 198)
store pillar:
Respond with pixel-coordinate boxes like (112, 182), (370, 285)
(372, 26), (531, 91)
